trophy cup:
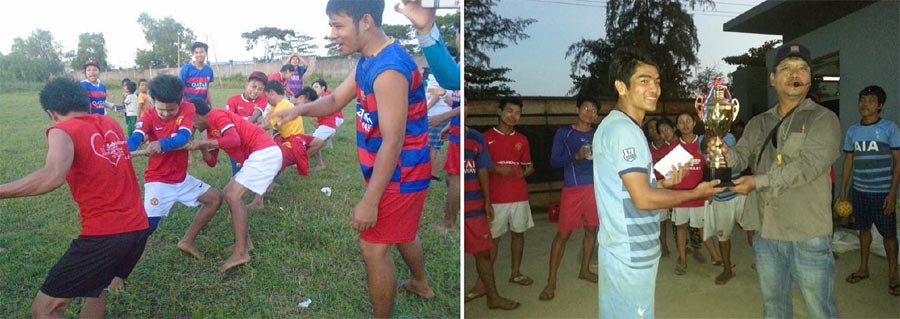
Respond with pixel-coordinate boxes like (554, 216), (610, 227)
(695, 79), (740, 187)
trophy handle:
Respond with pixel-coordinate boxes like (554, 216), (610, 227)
(695, 95), (705, 120)
(730, 99), (740, 122)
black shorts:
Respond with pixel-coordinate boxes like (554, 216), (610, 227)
(40, 229), (149, 298)
(852, 191), (897, 239)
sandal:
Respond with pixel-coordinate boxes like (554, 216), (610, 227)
(845, 272), (870, 284)
(711, 260), (724, 266)
(890, 283), (900, 297)
(465, 291), (486, 303)
(675, 263), (687, 276)
(488, 298), (521, 310)
(539, 286), (555, 301)
(715, 270), (736, 285)
(508, 274), (534, 286)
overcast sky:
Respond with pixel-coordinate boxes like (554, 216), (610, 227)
(488, 0), (781, 96)
(0, 0), (453, 68)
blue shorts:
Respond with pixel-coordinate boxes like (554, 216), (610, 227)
(427, 119), (450, 149)
(853, 191), (897, 239)
(598, 247), (658, 318)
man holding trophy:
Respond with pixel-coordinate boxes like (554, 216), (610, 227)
(710, 43), (840, 317)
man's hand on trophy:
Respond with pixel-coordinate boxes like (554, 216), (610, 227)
(695, 179), (726, 199)
(659, 163), (686, 189)
(729, 176), (756, 195)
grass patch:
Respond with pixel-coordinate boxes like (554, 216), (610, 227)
(0, 82), (459, 318)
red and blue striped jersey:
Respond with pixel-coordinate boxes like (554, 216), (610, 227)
(449, 90), (460, 143)
(464, 129), (492, 218)
(354, 40), (430, 193)
(286, 66), (307, 96)
(81, 80), (108, 115)
(179, 63), (215, 103)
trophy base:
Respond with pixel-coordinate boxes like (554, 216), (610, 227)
(709, 167), (735, 187)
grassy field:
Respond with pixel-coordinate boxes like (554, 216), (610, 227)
(0, 78), (460, 318)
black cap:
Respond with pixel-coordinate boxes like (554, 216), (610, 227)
(248, 71), (268, 84)
(771, 43), (811, 72)
(82, 58), (99, 70)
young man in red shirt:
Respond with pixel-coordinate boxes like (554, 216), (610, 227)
(266, 1), (433, 317)
(0, 78), (149, 318)
(189, 99), (282, 273)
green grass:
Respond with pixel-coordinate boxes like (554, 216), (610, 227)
(0, 81), (459, 318)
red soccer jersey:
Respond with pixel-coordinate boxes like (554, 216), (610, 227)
(49, 115), (148, 236)
(225, 94), (267, 118)
(671, 135), (705, 207)
(650, 141), (676, 181)
(269, 72), (286, 88)
(483, 127), (532, 204)
(205, 109), (276, 164)
(134, 102), (195, 184)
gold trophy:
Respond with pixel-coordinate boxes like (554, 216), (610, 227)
(695, 79), (740, 187)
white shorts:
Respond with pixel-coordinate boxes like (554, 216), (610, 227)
(673, 206), (704, 228)
(312, 125), (336, 141)
(335, 118), (344, 128)
(234, 146), (282, 195)
(490, 201), (534, 238)
(144, 175), (211, 218)
(658, 208), (671, 221)
(710, 195), (746, 241)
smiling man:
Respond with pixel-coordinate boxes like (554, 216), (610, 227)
(593, 49), (723, 318)
(265, 1), (432, 317)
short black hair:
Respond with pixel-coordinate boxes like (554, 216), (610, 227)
(609, 48), (658, 89)
(40, 78), (90, 115)
(281, 64), (295, 72)
(859, 85), (886, 105)
(295, 87), (319, 101)
(138, 78), (148, 84)
(326, 0), (384, 27)
(121, 78), (131, 84)
(148, 74), (184, 103)
(125, 81), (137, 94)
(191, 98), (211, 116)
(191, 42), (209, 52)
(656, 117), (674, 132)
(265, 80), (285, 96)
(497, 97), (524, 111)
(576, 95), (600, 110)
(313, 79), (328, 91)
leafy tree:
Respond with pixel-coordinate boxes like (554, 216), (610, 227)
(723, 39), (782, 69)
(242, 27), (318, 62)
(322, 36), (340, 57)
(134, 13), (195, 68)
(435, 12), (460, 48)
(465, 0), (537, 99)
(382, 24), (418, 53)
(71, 33), (109, 71)
(567, 0), (714, 99)
(688, 65), (725, 96)
(2, 29), (66, 81)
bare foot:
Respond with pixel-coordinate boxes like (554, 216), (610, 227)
(108, 277), (125, 293)
(247, 196), (264, 210)
(487, 296), (520, 310)
(309, 164), (326, 173)
(218, 253), (251, 273)
(177, 240), (204, 259)
(399, 279), (435, 299)
(715, 269), (736, 285)
(223, 241), (255, 254)
(578, 271), (598, 283)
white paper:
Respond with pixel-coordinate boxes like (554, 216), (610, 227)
(654, 144), (693, 179)
(298, 299), (312, 308)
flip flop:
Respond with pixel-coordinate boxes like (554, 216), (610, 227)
(465, 291), (486, 303)
(890, 283), (900, 297)
(711, 260), (724, 266)
(539, 286), (555, 301)
(845, 272), (870, 284)
(508, 275), (533, 286)
(715, 270), (736, 285)
(487, 299), (521, 310)
(675, 263), (687, 276)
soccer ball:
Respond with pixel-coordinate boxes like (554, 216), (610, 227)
(834, 200), (852, 217)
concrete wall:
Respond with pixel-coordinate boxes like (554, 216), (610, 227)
(73, 55), (427, 84)
(467, 96), (698, 207)
(777, 0), (900, 188)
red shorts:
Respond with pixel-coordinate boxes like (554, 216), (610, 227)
(443, 141), (460, 176)
(276, 135), (310, 176)
(360, 190), (428, 244)
(464, 215), (494, 254)
(558, 185), (599, 233)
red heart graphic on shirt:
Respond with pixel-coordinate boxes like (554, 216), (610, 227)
(90, 130), (127, 166)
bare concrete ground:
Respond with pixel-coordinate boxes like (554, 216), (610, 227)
(464, 213), (900, 318)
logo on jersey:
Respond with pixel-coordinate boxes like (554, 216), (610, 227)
(854, 140), (881, 152)
(622, 147), (636, 162)
(90, 130), (127, 166)
(136, 122), (143, 129)
(150, 198), (159, 206)
(357, 107), (374, 133)
(515, 143), (523, 152)
(464, 159), (476, 175)
(176, 115), (184, 126)
(211, 129), (221, 137)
